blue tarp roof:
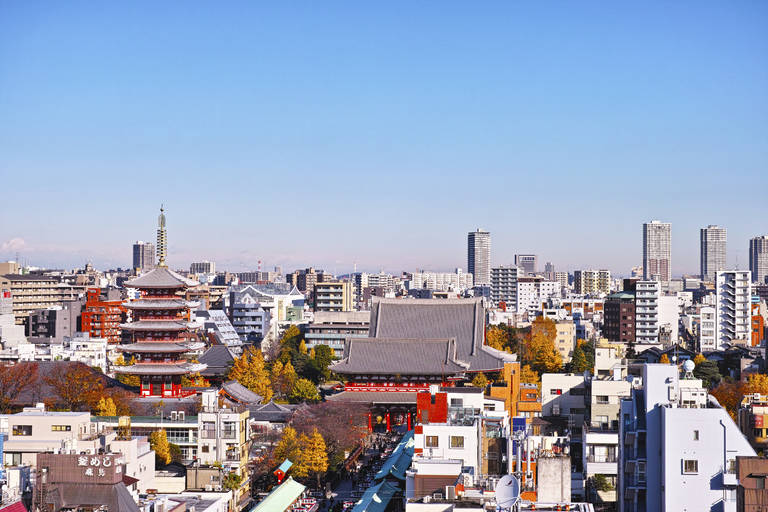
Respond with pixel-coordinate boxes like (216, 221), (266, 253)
(374, 430), (414, 481)
(351, 480), (400, 512)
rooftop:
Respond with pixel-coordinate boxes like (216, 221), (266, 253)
(124, 266), (198, 289)
(331, 338), (468, 376)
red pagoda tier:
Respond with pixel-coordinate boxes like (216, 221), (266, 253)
(117, 265), (207, 397)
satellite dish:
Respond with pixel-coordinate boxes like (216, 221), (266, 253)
(495, 474), (520, 509)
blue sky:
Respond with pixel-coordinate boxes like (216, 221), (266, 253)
(1, 2), (766, 275)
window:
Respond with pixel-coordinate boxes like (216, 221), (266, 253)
(596, 395), (609, 404)
(683, 459), (698, 474)
(201, 445), (210, 453)
(51, 425), (72, 432)
(12, 425), (32, 436)
(755, 428), (764, 438)
(426, 436), (439, 448)
(450, 436), (464, 448)
(450, 398), (463, 407)
(693, 430), (699, 441)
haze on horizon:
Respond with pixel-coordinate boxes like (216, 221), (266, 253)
(1, 2), (766, 276)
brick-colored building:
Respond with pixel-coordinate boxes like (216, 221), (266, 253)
(80, 288), (126, 344)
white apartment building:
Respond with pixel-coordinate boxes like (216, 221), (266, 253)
(573, 270), (611, 296)
(490, 265), (518, 306)
(699, 306), (717, 352)
(64, 332), (108, 371)
(554, 321), (576, 363)
(197, 391), (250, 474)
(541, 374), (587, 427)
(517, 277), (560, 313)
(408, 270), (473, 293)
(635, 281), (660, 344)
(0, 406), (99, 466)
(619, 364), (755, 512)
(715, 270), (752, 348)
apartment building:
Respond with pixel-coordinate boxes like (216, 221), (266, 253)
(490, 265), (518, 307)
(190, 261), (216, 274)
(313, 281), (353, 312)
(554, 321), (576, 363)
(749, 236), (768, 285)
(715, 270), (752, 348)
(699, 306), (717, 351)
(468, 229), (491, 286)
(409, 270), (473, 293)
(0, 274), (85, 325)
(634, 281), (660, 344)
(618, 364), (755, 512)
(304, 310), (370, 356)
(642, 220), (671, 282)
(700, 225), (727, 281)
(517, 277), (560, 313)
(573, 270), (611, 296)
(604, 292), (636, 344)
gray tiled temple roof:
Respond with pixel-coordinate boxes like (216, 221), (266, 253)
(221, 380), (263, 404)
(368, 297), (515, 372)
(331, 338), (468, 376)
(120, 320), (191, 331)
(118, 343), (191, 353)
(325, 391), (418, 404)
(124, 266), (198, 289)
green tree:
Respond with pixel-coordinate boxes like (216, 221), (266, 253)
(471, 373), (488, 389)
(223, 471), (243, 491)
(150, 429), (171, 465)
(569, 339), (593, 373)
(305, 344), (335, 383)
(290, 378), (320, 403)
(95, 397), (117, 416)
(228, 347), (273, 402)
(301, 428), (329, 489)
(169, 443), (182, 464)
(693, 360), (721, 388)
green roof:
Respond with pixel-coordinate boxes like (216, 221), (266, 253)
(608, 292), (635, 300)
(252, 477), (306, 512)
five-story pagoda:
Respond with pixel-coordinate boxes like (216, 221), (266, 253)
(116, 207), (206, 397)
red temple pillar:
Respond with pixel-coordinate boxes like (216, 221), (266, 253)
(385, 412), (391, 432)
(407, 412), (412, 430)
(367, 412), (373, 432)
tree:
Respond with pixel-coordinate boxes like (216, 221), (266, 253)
(299, 340), (308, 355)
(525, 329), (562, 375)
(693, 353), (707, 366)
(169, 443), (182, 464)
(228, 347), (273, 402)
(301, 428), (329, 489)
(305, 344), (335, 383)
(486, 327), (508, 351)
(471, 373), (488, 389)
(113, 355), (140, 387)
(711, 379), (743, 421)
(744, 374), (768, 395)
(0, 362), (39, 413)
(150, 429), (172, 465)
(570, 341), (590, 373)
(693, 360), (721, 388)
(273, 426), (304, 475)
(223, 471), (243, 491)
(44, 363), (106, 411)
(659, 354), (670, 364)
(96, 397), (117, 416)
(520, 364), (540, 386)
(290, 378), (320, 403)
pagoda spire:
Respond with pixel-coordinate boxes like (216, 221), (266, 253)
(157, 205), (167, 267)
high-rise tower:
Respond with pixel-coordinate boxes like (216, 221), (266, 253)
(750, 235), (768, 285)
(467, 229), (491, 286)
(132, 241), (155, 272)
(643, 221), (671, 282)
(700, 225), (726, 281)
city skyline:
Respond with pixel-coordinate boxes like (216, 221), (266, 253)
(1, 2), (767, 274)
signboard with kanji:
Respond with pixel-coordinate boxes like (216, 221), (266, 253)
(37, 453), (126, 485)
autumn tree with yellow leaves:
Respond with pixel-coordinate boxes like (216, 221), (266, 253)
(522, 318), (562, 375)
(228, 347), (273, 402)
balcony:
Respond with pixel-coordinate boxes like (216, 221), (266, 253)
(221, 429), (237, 439)
(200, 429), (217, 439)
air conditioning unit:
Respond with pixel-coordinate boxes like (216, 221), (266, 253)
(205, 485), (212, 491)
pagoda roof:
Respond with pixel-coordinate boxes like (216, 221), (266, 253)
(124, 266), (198, 289)
(120, 320), (191, 331)
(122, 299), (197, 309)
(331, 338), (468, 376)
(117, 343), (191, 353)
(325, 391), (418, 404)
(114, 362), (207, 375)
(368, 297), (516, 372)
